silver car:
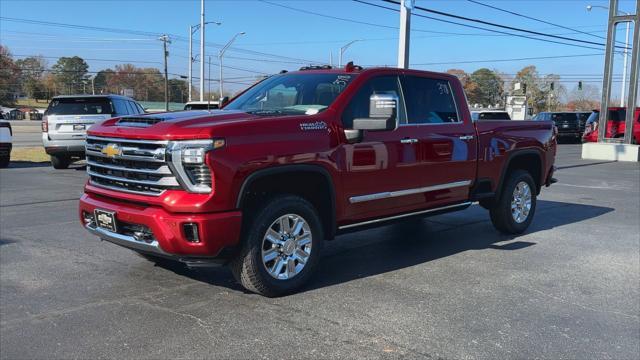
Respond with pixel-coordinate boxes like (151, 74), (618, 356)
(42, 95), (145, 169)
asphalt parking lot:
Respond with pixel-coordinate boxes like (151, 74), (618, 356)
(1, 144), (638, 359)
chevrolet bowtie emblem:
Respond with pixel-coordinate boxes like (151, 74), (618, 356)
(101, 144), (121, 158)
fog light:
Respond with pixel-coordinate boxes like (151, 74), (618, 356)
(83, 211), (96, 227)
(183, 223), (200, 243)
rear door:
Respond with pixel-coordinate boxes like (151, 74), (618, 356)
(46, 97), (114, 141)
(399, 74), (478, 206)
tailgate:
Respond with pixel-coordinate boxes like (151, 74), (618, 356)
(47, 114), (111, 141)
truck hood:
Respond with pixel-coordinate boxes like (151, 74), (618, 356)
(87, 110), (260, 140)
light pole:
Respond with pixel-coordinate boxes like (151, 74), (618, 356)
(159, 34), (171, 111)
(339, 40), (360, 67)
(587, 4), (630, 106)
(189, 21), (221, 102)
(219, 32), (245, 100)
(398, 0), (415, 69)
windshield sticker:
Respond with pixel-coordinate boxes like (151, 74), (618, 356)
(300, 121), (327, 131)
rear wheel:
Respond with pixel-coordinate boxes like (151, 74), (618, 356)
(230, 195), (323, 297)
(51, 154), (71, 169)
(489, 170), (537, 234)
(0, 155), (8, 168)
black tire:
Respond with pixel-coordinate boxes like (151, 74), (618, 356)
(0, 155), (8, 168)
(230, 195), (324, 297)
(50, 154), (71, 169)
(489, 170), (537, 234)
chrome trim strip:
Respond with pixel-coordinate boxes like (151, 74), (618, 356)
(85, 149), (165, 163)
(349, 180), (472, 204)
(339, 202), (472, 230)
(86, 135), (169, 144)
(86, 160), (172, 175)
(86, 224), (166, 255)
(88, 180), (164, 197)
(87, 169), (180, 187)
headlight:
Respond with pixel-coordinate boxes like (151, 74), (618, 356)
(166, 139), (224, 193)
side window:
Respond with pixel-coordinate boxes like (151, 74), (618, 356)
(341, 76), (406, 129)
(112, 99), (128, 115)
(401, 76), (460, 124)
(136, 103), (145, 114)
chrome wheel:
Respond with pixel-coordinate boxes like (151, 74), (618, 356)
(261, 214), (312, 280)
(511, 181), (532, 223)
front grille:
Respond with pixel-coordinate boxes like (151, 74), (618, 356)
(86, 136), (180, 196)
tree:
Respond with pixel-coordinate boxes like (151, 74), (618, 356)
(51, 56), (89, 95)
(0, 45), (20, 104)
(566, 84), (600, 111)
(168, 79), (188, 103)
(94, 68), (115, 94)
(446, 69), (480, 106)
(15, 56), (47, 100)
(512, 65), (560, 114)
(469, 68), (504, 107)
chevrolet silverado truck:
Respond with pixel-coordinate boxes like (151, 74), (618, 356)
(80, 65), (557, 296)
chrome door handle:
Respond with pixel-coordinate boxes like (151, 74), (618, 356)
(459, 135), (474, 141)
(400, 138), (418, 144)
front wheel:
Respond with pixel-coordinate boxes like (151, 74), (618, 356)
(230, 195), (323, 297)
(489, 170), (537, 234)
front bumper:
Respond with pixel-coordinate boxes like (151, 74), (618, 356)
(79, 193), (242, 262)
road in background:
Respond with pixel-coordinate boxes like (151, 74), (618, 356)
(7, 121), (41, 148)
(1, 144), (638, 359)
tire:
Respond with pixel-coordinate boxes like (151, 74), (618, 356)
(51, 154), (71, 169)
(230, 195), (324, 297)
(0, 155), (8, 168)
(489, 170), (537, 234)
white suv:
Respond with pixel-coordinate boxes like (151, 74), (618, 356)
(0, 120), (12, 168)
(42, 95), (145, 169)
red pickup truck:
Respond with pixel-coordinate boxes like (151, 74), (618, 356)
(80, 65), (557, 296)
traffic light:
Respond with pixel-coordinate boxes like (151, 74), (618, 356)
(550, 82), (555, 91)
(578, 81), (583, 90)
(523, 83), (527, 93)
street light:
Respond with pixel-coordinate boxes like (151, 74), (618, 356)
(189, 21), (221, 102)
(587, 4), (631, 107)
(219, 31), (245, 100)
(339, 40), (361, 67)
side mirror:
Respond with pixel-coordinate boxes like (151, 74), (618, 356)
(220, 96), (230, 107)
(352, 92), (398, 131)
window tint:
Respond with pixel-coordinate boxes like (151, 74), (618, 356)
(46, 97), (113, 115)
(473, 112), (511, 120)
(135, 103), (145, 113)
(551, 113), (578, 122)
(401, 76), (459, 124)
(124, 101), (135, 114)
(113, 99), (128, 115)
(341, 76), (405, 128)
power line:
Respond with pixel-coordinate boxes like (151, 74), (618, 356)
(382, 0), (627, 51)
(465, 0), (607, 41)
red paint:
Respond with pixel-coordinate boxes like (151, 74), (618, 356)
(583, 107), (640, 143)
(80, 67), (556, 258)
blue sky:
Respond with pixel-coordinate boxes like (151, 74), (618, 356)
(0, 0), (637, 93)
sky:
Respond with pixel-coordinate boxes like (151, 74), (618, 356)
(0, 0), (638, 95)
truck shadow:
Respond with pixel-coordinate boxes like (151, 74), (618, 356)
(155, 200), (613, 294)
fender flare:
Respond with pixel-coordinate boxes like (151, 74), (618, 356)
(236, 164), (337, 239)
(495, 148), (545, 200)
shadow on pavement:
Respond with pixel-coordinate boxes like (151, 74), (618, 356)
(148, 200), (614, 294)
(3, 161), (50, 169)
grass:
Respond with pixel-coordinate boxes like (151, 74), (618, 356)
(13, 99), (49, 109)
(10, 147), (50, 163)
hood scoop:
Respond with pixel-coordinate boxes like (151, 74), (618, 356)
(116, 116), (165, 128)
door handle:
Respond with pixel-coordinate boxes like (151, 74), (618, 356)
(459, 135), (474, 141)
(400, 138), (418, 144)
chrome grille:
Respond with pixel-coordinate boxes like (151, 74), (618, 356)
(86, 136), (179, 196)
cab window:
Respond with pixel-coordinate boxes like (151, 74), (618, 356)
(401, 76), (460, 124)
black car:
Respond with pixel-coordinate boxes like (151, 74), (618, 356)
(533, 112), (582, 142)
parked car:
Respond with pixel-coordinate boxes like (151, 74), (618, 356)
(582, 107), (640, 144)
(533, 112), (582, 142)
(42, 95), (145, 169)
(80, 65), (557, 296)
(471, 110), (511, 121)
(183, 100), (220, 110)
(576, 111), (591, 132)
(0, 120), (12, 168)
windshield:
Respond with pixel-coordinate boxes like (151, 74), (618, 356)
(586, 111), (599, 124)
(551, 113), (578, 122)
(47, 98), (113, 116)
(224, 73), (355, 115)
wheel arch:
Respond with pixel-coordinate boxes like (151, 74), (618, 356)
(496, 149), (544, 200)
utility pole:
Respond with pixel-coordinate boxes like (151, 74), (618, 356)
(330, 50), (333, 67)
(159, 34), (171, 111)
(189, 20), (221, 102)
(397, 0), (415, 69)
(199, 0), (205, 101)
(339, 40), (359, 67)
(91, 76), (95, 95)
(219, 32), (245, 100)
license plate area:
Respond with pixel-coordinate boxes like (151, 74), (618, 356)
(94, 209), (117, 232)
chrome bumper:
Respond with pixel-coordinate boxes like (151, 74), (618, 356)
(85, 224), (167, 256)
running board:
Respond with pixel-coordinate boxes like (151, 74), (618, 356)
(338, 202), (472, 231)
